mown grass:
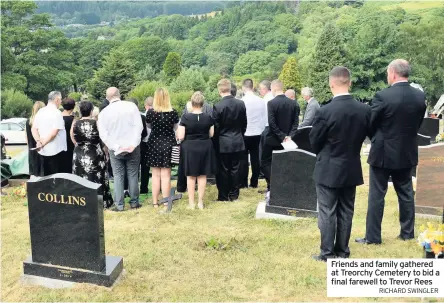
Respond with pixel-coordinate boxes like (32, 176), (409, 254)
(1, 159), (440, 302)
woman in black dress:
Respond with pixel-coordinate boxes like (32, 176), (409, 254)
(61, 97), (76, 173)
(146, 88), (179, 208)
(71, 101), (113, 209)
(26, 101), (45, 177)
(177, 91), (217, 209)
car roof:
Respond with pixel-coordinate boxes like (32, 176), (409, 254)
(1, 118), (27, 124)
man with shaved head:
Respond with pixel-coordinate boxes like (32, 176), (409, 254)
(310, 66), (371, 261)
(98, 87), (143, 211)
(356, 59), (426, 245)
(261, 79), (300, 198)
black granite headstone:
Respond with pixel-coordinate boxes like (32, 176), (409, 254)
(292, 126), (314, 153)
(266, 149), (317, 217)
(419, 118), (440, 142)
(417, 133), (432, 146)
(23, 173), (122, 287)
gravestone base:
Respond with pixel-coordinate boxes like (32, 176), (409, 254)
(23, 256), (123, 287)
(265, 203), (318, 218)
(256, 201), (300, 220)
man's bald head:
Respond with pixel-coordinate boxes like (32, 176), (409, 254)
(285, 89), (296, 100)
(106, 87), (120, 102)
(271, 79), (284, 97)
(387, 59), (410, 85)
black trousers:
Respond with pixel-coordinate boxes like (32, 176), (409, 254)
(261, 143), (284, 191)
(42, 152), (64, 176)
(239, 135), (261, 188)
(216, 152), (242, 201)
(316, 183), (356, 258)
(139, 142), (150, 193)
(258, 127), (269, 178)
(365, 166), (415, 243)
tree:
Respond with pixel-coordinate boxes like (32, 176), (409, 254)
(118, 36), (169, 72)
(87, 49), (137, 100)
(206, 52), (236, 75)
(138, 25), (147, 37)
(233, 51), (272, 76)
(309, 23), (345, 103)
(1, 89), (33, 119)
(169, 68), (207, 93)
(1, 1), (76, 100)
(163, 52), (182, 80)
(127, 81), (164, 107)
(279, 56), (302, 91)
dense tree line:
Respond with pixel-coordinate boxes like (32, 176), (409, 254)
(2, 1), (444, 119)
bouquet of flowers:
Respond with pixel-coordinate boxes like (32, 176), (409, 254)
(436, 133), (444, 143)
(11, 183), (27, 198)
(418, 222), (444, 258)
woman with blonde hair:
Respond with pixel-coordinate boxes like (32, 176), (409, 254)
(177, 91), (217, 209)
(146, 87), (179, 208)
(26, 101), (46, 177)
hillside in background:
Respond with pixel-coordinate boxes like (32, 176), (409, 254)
(2, 1), (444, 118)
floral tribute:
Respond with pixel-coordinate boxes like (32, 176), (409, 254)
(418, 222), (444, 258)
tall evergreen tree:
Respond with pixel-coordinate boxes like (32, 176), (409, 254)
(278, 56), (302, 91)
(309, 23), (345, 103)
(163, 52), (182, 80)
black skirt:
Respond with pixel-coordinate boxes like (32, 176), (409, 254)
(179, 139), (217, 177)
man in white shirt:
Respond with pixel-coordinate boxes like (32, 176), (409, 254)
(240, 79), (266, 188)
(98, 87), (143, 211)
(32, 91), (67, 176)
(258, 80), (274, 186)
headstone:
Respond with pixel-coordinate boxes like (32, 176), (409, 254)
(419, 118), (440, 142)
(417, 133), (432, 147)
(292, 126), (314, 153)
(266, 149), (317, 218)
(23, 173), (122, 287)
(415, 143), (444, 218)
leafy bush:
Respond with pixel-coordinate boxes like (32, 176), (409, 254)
(169, 68), (207, 93)
(68, 92), (82, 101)
(170, 91), (193, 115)
(136, 65), (158, 82)
(233, 51), (272, 76)
(127, 81), (165, 108)
(298, 98), (307, 116)
(163, 52), (182, 80)
(1, 89), (33, 119)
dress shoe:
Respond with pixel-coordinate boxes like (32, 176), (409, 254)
(312, 255), (327, 262)
(112, 207), (124, 212)
(355, 237), (381, 245)
(130, 203), (142, 209)
(397, 235), (414, 241)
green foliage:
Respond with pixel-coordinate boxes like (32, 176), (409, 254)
(86, 49), (137, 100)
(163, 52), (182, 80)
(1, 89), (33, 119)
(233, 51), (272, 76)
(127, 81), (165, 107)
(309, 23), (345, 103)
(136, 65), (158, 82)
(279, 57), (302, 91)
(1, 1), (76, 100)
(206, 52), (236, 75)
(169, 68), (207, 93)
(118, 36), (170, 72)
(68, 92), (82, 101)
(170, 91), (194, 115)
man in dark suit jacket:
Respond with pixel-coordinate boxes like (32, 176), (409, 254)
(356, 59), (426, 245)
(213, 79), (247, 201)
(310, 66), (371, 261)
(261, 80), (300, 195)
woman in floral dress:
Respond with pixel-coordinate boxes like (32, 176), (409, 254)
(71, 101), (113, 208)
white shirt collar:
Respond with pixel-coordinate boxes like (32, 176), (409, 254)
(308, 97), (314, 103)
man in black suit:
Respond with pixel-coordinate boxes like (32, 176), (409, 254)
(356, 59), (426, 245)
(261, 79), (300, 198)
(310, 67), (371, 262)
(213, 79), (247, 201)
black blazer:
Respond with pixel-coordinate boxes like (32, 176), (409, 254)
(367, 82), (426, 170)
(310, 95), (371, 188)
(212, 95), (247, 153)
(265, 94), (300, 146)
(140, 114), (148, 141)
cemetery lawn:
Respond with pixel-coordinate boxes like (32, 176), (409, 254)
(1, 159), (439, 302)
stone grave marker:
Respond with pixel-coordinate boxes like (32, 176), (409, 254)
(419, 118), (440, 142)
(292, 126), (314, 153)
(23, 173), (123, 287)
(415, 143), (444, 218)
(417, 133), (432, 146)
(266, 149), (317, 217)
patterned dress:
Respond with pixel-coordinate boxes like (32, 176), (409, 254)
(146, 109), (179, 168)
(72, 119), (113, 208)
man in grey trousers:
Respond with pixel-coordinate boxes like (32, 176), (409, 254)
(98, 87), (143, 211)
